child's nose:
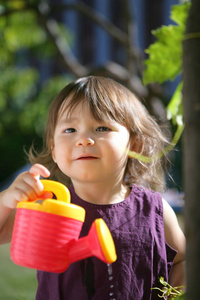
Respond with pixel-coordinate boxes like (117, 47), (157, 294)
(76, 136), (95, 147)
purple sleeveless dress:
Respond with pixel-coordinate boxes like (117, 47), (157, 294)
(36, 185), (177, 300)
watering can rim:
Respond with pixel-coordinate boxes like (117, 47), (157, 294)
(16, 180), (85, 222)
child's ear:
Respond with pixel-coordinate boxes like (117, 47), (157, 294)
(129, 137), (144, 155)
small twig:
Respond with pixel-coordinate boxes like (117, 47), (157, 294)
(128, 124), (184, 163)
(183, 31), (200, 41)
(152, 277), (185, 299)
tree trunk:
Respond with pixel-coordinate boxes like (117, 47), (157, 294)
(183, 0), (200, 298)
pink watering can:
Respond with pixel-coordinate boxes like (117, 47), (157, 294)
(10, 180), (117, 273)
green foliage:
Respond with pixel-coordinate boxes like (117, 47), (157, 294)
(142, 2), (191, 156)
(129, 3), (190, 164)
(0, 2), (73, 182)
(152, 276), (185, 299)
(167, 81), (183, 126)
(3, 12), (45, 52)
(143, 2), (191, 85)
(19, 75), (72, 136)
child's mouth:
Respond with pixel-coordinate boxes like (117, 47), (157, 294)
(78, 156), (98, 160)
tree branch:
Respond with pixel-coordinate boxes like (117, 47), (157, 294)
(37, 4), (88, 78)
(50, 1), (138, 60)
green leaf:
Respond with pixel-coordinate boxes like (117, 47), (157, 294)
(167, 81), (183, 126)
(143, 2), (191, 85)
(171, 2), (191, 26)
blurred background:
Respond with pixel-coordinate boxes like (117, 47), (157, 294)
(0, 0), (184, 299)
(0, 0), (183, 191)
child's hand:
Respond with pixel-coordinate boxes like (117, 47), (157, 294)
(1, 164), (50, 209)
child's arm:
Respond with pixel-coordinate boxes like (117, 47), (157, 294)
(0, 164), (50, 245)
(162, 198), (186, 287)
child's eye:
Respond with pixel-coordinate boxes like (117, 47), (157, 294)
(64, 128), (76, 133)
(96, 126), (111, 132)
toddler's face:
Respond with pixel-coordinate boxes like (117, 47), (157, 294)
(51, 102), (131, 186)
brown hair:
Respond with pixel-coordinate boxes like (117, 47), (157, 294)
(29, 76), (168, 191)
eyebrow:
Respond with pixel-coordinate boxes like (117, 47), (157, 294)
(57, 116), (78, 126)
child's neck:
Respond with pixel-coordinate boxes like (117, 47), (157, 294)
(72, 181), (130, 205)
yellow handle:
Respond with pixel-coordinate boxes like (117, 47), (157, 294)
(16, 180), (85, 221)
(41, 180), (70, 203)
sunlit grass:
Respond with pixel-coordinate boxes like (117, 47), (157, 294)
(0, 243), (37, 300)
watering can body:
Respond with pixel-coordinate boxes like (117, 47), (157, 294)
(10, 180), (117, 273)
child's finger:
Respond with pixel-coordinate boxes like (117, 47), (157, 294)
(2, 164), (51, 208)
(40, 191), (53, 199)
(29, 164), (50, 179)
(27, 164), (51, 199)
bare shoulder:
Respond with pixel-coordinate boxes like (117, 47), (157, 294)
(162, 198), (186, 264)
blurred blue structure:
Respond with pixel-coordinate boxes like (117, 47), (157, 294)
(61, 0), (179, 69)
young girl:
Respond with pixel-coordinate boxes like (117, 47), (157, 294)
(0, 76), (185, 299)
